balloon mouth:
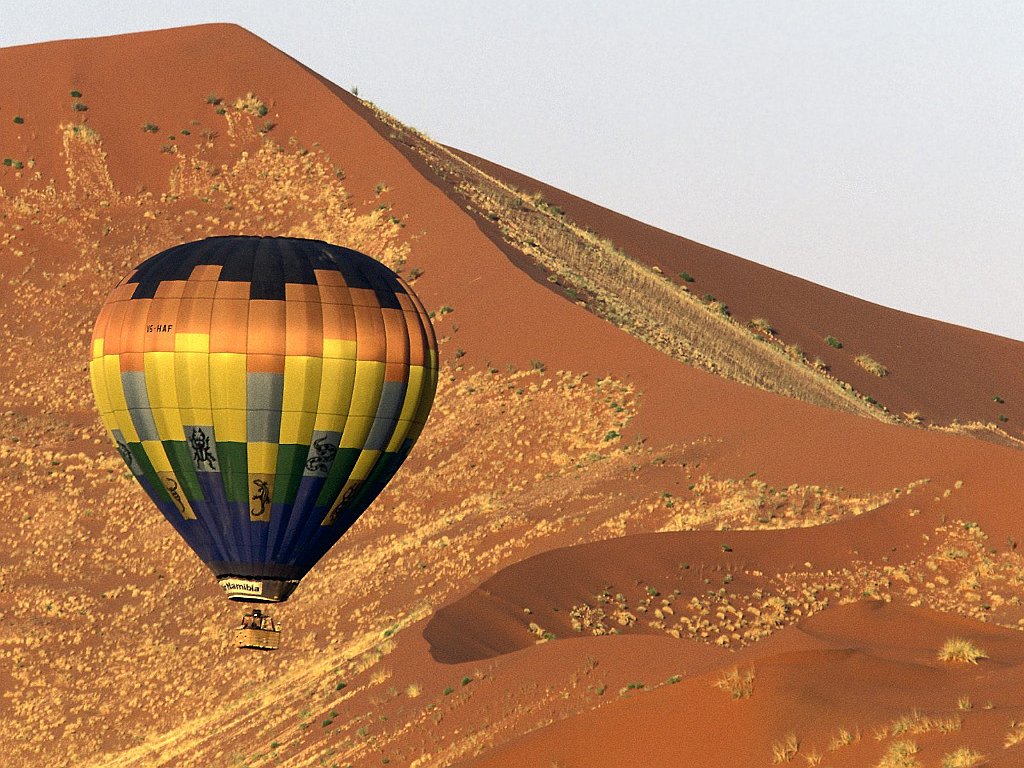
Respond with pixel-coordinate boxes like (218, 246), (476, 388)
(218, 577), (299, 603)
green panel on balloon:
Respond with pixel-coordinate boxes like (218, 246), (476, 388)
(314, 447), (362, 508)
(162, 440), (206, 502)
(129, 443), (172, 504)
(272, 444), (310, 505)
(217, 442), (249, 503)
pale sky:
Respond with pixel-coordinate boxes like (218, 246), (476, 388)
(2, 1), (1021, 340)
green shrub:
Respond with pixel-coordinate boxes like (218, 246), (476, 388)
(70, 90), (82, 98)
(825, 335), (843, 349)
(678, 271), (695, 282)
(13, 116), (24, 124)
(142, 123), (158, 133)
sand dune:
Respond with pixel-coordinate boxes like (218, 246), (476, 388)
(0, 23), (1022, 768)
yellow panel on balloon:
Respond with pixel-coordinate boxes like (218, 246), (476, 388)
(279, 410), (317, 446)
(317, 357), (356, 416)
(247, 442), (279, 476)
(144, 351), (179, 410)
(174, 332), (209, 353)
(102, 355), (129, 413)
(175, 351), (213, 424)
(89, 357), (112, 418)
(212, 407), (247, 444)
(209, 353), (247, 410)
(282, 356), (323, 414)
(151, 407), (184, 441)
(349, 360), (385, 417)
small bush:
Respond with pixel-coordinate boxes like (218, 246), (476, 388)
(460, 676), (472, 686)
(443, 686), (454, 695)
(70, 90), (82, 98)
(678, 271), (695, 282)
(825, 335), (843, 349)
(855, 354), (888, 377)
(13, 116), (24, 124)
(72, 102), (88, 112)
(749, 318), (774, 335)
(142, 123), (158, 133)
(234, 92), (269, 116)
(938, 638), (987, 664)
(206, 94), (222, 104)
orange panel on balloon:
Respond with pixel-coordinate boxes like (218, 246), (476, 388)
(353, 305), (387, 362)
(209, 299), (250, 353)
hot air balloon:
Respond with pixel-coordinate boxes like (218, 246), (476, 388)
(89, 236), (438, 636)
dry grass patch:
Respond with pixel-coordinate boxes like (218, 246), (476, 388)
(802, 749), (823, 766)
(942, 747), (984, 767)
(1006, 720), (1024, 748)
(829, 726), (860, 751)
(712, 665), (755, 699)
(938, 637), (988, 664)
(855, 353), (889, 377)
(877, 740), (920, 768)
(771, 733), (799, 763)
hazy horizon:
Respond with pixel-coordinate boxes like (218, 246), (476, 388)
(2, 1), (1021, 340)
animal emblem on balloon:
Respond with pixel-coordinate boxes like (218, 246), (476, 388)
(89, 236), (438, 607)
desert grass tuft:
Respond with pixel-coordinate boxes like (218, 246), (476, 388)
(771, 733), (799, 764)
(941, 747), (984, 767)
(855, 353), (889, 377)
(1005, 720), (1024, 748)
(938, 637), (988, 664)
(829, 726), (860, 751)
(877, 740), (919, 768)
(712, 665), (755, 699)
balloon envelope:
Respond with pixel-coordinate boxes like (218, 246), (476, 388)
(89, 236), (438, 601)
